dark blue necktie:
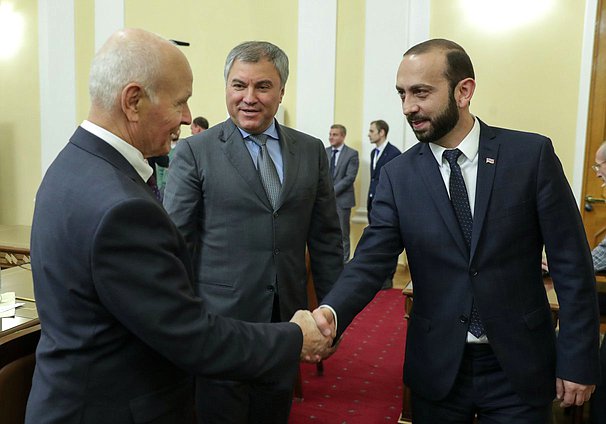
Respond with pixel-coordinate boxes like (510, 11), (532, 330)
(330, 149), (338, 177)
(147, 174), (162, 202)
(443, 149), (485, 338)
(372, 148), (379, 170)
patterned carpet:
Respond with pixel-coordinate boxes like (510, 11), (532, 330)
(290, 289), (408, 423)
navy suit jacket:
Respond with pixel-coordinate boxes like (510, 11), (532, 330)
(323, 120), (600, 405)
(368, 142), (401, 213)
(26, 127), (301, 424)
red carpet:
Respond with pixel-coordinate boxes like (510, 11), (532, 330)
(290, 289), (408, 423)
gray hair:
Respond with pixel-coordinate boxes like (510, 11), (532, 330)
(89, 30), (165, 110)
(224, 41), (289, 88)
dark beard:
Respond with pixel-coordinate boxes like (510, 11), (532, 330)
(408, 92), (459, 144)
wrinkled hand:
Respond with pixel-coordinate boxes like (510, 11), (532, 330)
(290, 310), (332, 363)
(556, 378), (595, 407)
(311, 307), (341, 360)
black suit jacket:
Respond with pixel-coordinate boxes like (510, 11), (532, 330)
(323, 120), (600, 406)
(26, 127), (302, 424)
(164, 119), (343, 323)
(367, 142), (401, 216)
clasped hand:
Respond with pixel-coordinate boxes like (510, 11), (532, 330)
(290, 308), (338, 362)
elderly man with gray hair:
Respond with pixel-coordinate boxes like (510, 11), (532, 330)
(164, 41), (343, 423)
(26, 30), (331, 424)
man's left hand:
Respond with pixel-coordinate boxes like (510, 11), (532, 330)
(556, 378), (596, 407)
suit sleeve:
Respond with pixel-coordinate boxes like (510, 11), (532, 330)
(322, 166), (403, 336)
(333, 150), (359, 197)
(307, 139), (344, 302)
(163, 140), (202, 258)
(538, 138), (600, 384)
(91, 197), (302, 384)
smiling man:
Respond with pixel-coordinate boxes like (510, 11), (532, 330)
(313, 38), (600, 423)
(163, 41), (343, 423)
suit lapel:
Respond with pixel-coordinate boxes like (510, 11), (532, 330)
(70, 127), (157, 201)
(470, 121), (499, 260)
(219, 120), (272, 209)
(335, 145), (349, 177)
(417, 143), (470, 257)
(276, 123), (299, 209)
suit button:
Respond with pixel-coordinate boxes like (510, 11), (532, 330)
(274, 249), (280, 255)
(459, 315), (469, 323)
(273, 212), (278, 218)
(470, 269), (478, 276)
(266, 286), (274, 292)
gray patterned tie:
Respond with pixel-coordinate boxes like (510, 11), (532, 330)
(443, 149), (485, 338)
(250, 134), (282, 209)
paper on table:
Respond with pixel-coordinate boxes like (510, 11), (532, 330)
(0, 292), (25, 318)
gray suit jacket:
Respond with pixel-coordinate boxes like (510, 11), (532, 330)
(164, 118), (343, 323)
(326, 144), (359, 209)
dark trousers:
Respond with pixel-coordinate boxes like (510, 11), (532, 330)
(195, 378), (293, 424)
(196, 294), (293, 424)
(590, 336), (606, 424)
(411, 344), (552, 424)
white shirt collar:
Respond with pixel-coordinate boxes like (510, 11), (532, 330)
(80, 120), (153, 182)
(428, 117), (480, 165)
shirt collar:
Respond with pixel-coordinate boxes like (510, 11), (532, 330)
(428, 117), (480, 165)
(237, 119), (279, 140)
(80, 120), (153, 182)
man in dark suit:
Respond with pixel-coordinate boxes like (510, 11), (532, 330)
(313, 39), (600, 423)
(326, 124), (359, 262)
(25, 29), (330, 424)
(163, 41), (343, 423)
(367, 119), (400, 223)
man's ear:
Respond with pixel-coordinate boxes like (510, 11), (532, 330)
(455, 78), (476, 108)
(121, 83), (144, 122)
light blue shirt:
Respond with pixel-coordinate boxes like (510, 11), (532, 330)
(238, 120), (284, 183)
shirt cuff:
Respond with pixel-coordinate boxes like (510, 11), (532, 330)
(319, 304), (338, 333)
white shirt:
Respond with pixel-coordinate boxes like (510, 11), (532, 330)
(429, 117), (488, 343)
(428, 117), (480, 217)
(330, 145), (343, 168)
(371, 141), (389, 170)
(80, 120), (153, 182)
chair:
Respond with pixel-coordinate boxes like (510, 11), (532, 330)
(0, 353), (35, 424)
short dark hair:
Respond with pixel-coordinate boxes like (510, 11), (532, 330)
(404, 39), (475, 90)
(193, 116), (209, 130)
(330, 124), (347, 136)
(371, 120), (389, 137)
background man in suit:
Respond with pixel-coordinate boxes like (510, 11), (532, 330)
(327, 124), (359, 262)
(367, 119), (400, 223)
(163, 41), (343, 423)
(313, 38), (600, 423)
(25, 28), (330, 424)
(191, 116), (209, 135)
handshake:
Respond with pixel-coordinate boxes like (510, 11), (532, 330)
(290, 308), (339, 363)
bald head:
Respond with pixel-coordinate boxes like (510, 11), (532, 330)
(89, 28), (189, 111)
(87, 28), (193, 158)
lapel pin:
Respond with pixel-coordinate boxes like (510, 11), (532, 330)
(485, 157), (495, 164)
